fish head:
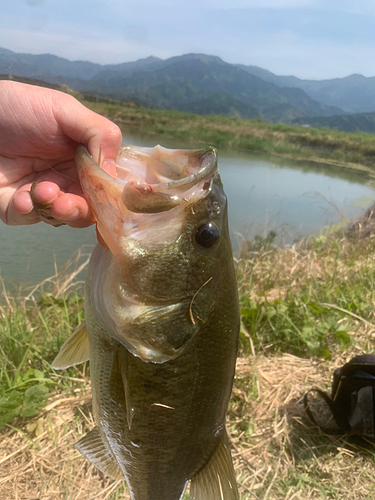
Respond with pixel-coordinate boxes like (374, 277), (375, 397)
(76, 144), (234, 362)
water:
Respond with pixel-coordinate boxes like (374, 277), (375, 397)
(1, 136), (374, 287)
(219, 151), (375, 246)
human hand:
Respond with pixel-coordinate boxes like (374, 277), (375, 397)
(0, 80), (122, 227)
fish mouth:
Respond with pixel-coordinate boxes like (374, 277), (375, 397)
(75, 144), (218, 253)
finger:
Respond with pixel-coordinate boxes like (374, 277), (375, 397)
(101, 158), (117, 177)
(53, 94), (122, 165)
(30, 181), (59, 209)
(7, 189), (40, 225)
(29, 161), (80, 187)
(84, 122), (122, 167)
(50, 193), (95, 228)
(29, 181), (94, 227)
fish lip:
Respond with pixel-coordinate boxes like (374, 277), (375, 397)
(75, 144), (218, 195)
(118, 146), (218, 213)
(75, 144), (122, 189)
(76, 143), (217, 194)
(130, 146), (218, 194)
(75, 144), (219, 251)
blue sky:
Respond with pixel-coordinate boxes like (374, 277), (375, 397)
(2, 0), (375, 79)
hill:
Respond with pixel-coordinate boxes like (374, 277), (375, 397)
(292, 110), (375, 133)
(3, 74), (375, 171)
(0, 48), (342, 123)
(238, 64), (375, 114)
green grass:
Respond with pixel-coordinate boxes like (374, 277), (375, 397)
(78, 96), (375, 172)
(4, 74), (375, 172)
(3, 232), (375, 498)
(0, 258), (86, 429)
(237, 231), (375, 359)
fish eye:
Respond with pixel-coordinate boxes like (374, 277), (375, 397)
(195, 223), (220, 248)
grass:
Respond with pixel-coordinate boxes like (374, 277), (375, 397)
(0, 250), (90, 429)
(230, 227), (375, 499)
(238, 231), (375, 358)
(2, 226), (375, 498)
(77, 95), (375, 173)
(5, 74), (375, 172)
(5, 75), (375, 172)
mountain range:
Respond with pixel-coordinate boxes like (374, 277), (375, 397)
(2, 47), (375, 131)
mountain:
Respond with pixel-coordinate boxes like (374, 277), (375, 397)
(296, 74), (375, 114)
(86, 54), (343, 121)
(0, 48), (344, 122)
(238, 64), (375, 114)
(176, 91), (260, 118)
(0, 47), (164, 81)
(0, 49), (102, 81)
(236, 64), (302, 88)
(292, 111), (375, 133)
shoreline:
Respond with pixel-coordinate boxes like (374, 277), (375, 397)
(90, 105), (375, 174)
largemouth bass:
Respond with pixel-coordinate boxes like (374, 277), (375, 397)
(52, 144), (240, 500)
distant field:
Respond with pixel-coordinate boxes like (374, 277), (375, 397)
(3, 74), (375, 171)
(80, 95), (375, 173)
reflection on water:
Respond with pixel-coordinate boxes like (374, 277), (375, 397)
(1, 135), (374, 287)
(219, 152), (375, 248)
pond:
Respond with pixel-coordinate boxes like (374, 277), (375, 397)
(1, 134), (374, 288)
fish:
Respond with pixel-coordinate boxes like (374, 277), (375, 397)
(52, 144), (240, 500)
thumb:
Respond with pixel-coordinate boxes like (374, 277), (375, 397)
(52, 92), (122, 166)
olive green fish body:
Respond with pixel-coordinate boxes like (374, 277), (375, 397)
(85, 243), (238, 500)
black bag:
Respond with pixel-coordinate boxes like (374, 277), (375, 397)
(304, 354), (375, 438)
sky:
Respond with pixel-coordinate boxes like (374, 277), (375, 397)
(2, 0), (375, 80)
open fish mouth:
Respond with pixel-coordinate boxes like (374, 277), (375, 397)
(117, 145), (218, 213)
(75, 144), (218, 253)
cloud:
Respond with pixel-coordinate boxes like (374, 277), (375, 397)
(25, 0), (45, 5)
(110, 0), (315, 8)
(1, 0), (375, 78)
(0, 27), (169, 64)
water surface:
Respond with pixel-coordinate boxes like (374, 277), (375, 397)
(1, 137), (374, 287)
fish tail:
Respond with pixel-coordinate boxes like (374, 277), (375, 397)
(190, 431), (238, 500)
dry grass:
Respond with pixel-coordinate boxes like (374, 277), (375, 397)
(230, 230), (375, 498)
(0, 383), (129, 500)
(2, 349), (375, 499)
(230, 351), (375, 500)
(2, 235), (375, 499)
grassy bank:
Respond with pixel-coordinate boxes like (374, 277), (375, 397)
(2, 229), (375, 499)
(79, 95), (375, 172)
(3, 75), (375, 171)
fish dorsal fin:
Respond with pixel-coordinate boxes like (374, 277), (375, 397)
(51, 322), (90, 370)
(190, 431), (238, 500)
(76, 427), (123, 480)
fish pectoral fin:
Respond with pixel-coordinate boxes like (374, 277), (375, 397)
(109, 350), (134, 430)
(76, 427), (123, 480)
(190, 432), (238, 500)
(119, 350), (134, 430)
(51, 322), (90, 370)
